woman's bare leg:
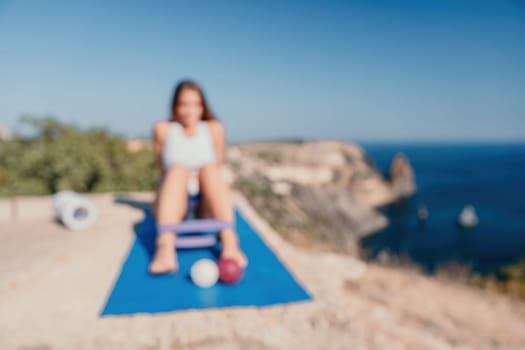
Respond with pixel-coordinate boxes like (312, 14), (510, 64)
(199, 163), (248, 268)
(149, 165), (189, 274)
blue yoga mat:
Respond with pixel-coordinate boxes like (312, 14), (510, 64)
(100, 208), (312, 316)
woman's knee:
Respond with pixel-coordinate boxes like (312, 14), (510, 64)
(199, 163), (219, 174)
(198, 163), (222, 184)
(163, 165), (191, 183)
(199, 164), (231, 199)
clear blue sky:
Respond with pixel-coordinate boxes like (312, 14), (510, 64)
(1, 0), (524, 143)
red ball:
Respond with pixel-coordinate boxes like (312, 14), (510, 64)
(218, 258), (243, 284)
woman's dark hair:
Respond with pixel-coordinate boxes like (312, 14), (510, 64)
(170, 79), (217, 121)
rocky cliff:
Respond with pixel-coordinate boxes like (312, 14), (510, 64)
(224, 140), (416, 255)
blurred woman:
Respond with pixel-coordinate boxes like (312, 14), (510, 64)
(149, 80), (247, 274)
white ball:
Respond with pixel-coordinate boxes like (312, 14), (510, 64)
(190, 259), (219, 288)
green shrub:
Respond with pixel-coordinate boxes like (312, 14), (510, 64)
(0, 115), (158, 197)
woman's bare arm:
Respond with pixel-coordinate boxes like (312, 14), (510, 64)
(208, 120), (226, 165)
(153, 120), (169, 177)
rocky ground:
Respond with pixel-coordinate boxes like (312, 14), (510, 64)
(1, 192), (525, 350)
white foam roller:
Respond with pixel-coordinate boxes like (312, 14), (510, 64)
(52, 190), (98, 231)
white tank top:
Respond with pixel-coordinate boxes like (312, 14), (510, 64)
(162, 121), (216, 172)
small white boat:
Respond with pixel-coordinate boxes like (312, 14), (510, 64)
(458, 204), (479, 228)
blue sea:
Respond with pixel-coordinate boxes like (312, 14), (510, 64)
(358, 142), (525, 275)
